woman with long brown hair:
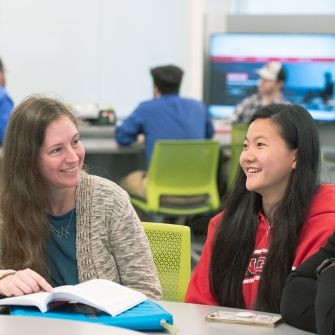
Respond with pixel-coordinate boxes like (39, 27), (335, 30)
(0, 95), (161, 299)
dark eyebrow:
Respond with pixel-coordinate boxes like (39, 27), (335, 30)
(254, 135), (268, 141)
(245, 135), (268, 141)
(45, 132), (80, 151)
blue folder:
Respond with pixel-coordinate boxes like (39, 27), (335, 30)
(10, 299), (173, 331)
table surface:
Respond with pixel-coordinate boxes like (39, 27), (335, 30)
(0, 315), (142, 335)
(78, 125), (115, 138)
(82, 137), (145, 154)
(145, 301), (315, 335)
(78, 125), (144, 154)
(79, 123), (231, 154)
(0, 301), (314, 335)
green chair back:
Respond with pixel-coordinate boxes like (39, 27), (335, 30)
(227, 124), (248, 190)
(131, 140), (221, 216)
(143, 222), (191, 302)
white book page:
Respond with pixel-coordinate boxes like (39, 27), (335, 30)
(52, 279), (148, 316)
(0, 291), (52, 312)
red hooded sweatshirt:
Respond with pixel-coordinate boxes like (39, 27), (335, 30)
(185, 184), (335, 308)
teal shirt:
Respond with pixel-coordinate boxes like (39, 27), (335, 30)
(47, 209), (78, 287)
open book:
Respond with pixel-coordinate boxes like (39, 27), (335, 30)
(0, 278), (147, 317)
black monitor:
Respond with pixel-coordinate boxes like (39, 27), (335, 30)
(207, 33), (335, 122)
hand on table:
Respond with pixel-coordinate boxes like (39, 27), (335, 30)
(0, 268), (53, 297)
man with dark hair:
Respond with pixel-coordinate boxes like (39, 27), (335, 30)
(115, 64), (214, 199)
(232, 61), (290, 124)
(0, 57), (14, 145)
(150, 65), (183, 95)
(116, 64), (214, 163)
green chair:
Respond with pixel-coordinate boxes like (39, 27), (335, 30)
(131, 140), (221, 219)
(227, 124), (248, 190)
(143, 222), (191, 302)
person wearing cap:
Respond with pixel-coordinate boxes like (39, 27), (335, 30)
(232, 61), (290, 124)
(115, 64), (214, 200)
(0, 57), (14, 145)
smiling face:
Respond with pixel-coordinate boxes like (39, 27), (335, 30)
(240, 118), (297, 205)
(38, 115), (85, 193)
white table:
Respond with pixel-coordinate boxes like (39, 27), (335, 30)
(0, 301), (314, 335)
(0, 315), (142, 335)
(144, 301), (315, 335)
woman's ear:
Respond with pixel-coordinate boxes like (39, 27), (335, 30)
(292, 150), (297, 169)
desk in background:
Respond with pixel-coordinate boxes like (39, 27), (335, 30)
(79, 124), (116, 138)
(79, 124), (227, 186)
(83, 139), (145, 184)
(79, 125), (145, 183)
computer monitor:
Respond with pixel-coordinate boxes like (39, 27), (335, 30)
(207, 33), (335, 122)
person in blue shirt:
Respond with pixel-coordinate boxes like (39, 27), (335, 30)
(0, 57), (14, 145)
(115, 64), (214, 200)
(116, 64), (214, 162)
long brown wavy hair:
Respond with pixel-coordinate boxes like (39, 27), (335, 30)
(0, 95), (79, 278)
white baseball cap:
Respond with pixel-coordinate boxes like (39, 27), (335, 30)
(255, 61), (284, 81)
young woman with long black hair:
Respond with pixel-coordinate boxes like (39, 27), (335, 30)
(185, 103), (335, 313)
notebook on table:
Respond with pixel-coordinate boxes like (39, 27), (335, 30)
(10, 300), (173, 331)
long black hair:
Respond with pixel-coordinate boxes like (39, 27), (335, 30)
(209, 104), (320, 313)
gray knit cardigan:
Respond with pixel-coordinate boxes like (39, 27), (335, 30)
(0, 172), (162, 300)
